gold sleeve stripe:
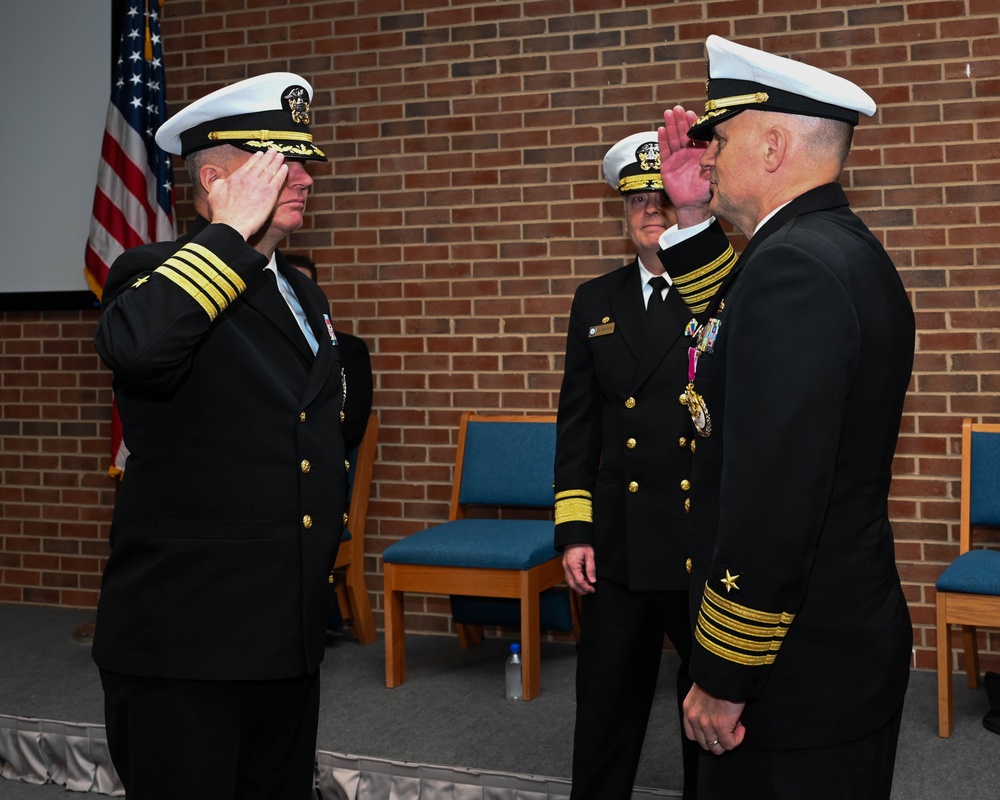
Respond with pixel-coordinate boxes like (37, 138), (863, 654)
(697, 610), (784, 654)
(169, 249), (239, 303)
(682, 285), (726, 312)
(555, 489), (593, 501)
(184, 242), (247, 294)
(671, 246), (738, 314)
(555, 489), (593, 525)
(700, 596), (790, 640)
(704, 584), (796, 627)
(695, 626), (777, 667)
(693, 583), (795, 668)
(555, 498), (593, 525)
(158, 267), (219, 320)
(154, 242), (251, 320)
(675, 250), (737, 296)
(162, 257), (231, 310)
(675, 245), (736, 284)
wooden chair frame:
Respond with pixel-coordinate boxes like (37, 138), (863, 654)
(331, 411), (378, 645)
(936, 417), (1000, 736)
(383, 412), (574, 700)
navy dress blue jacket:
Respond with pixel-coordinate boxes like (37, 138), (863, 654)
(674, 184), (915, 749)
(93, 219), (345, 681)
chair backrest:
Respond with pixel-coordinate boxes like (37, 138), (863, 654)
(960, 417), (1000, 552)
(346, 411), (379, 538)
(449, 411), (557, 519)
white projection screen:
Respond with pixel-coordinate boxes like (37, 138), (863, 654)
(0, 1), (113, 310)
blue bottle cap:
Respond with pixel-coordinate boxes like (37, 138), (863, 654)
(510, 643), (521, 654)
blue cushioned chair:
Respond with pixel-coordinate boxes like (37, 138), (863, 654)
(381, 411), (578, 700)
(935, 417), (1000, 736)
(330, 411), (378, 645)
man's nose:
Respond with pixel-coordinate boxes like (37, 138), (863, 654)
(287, 161), (313, 187)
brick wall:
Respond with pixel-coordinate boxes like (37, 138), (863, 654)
(1, 0), (998, 672)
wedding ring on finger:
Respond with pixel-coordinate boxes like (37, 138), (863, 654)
(706, 739), (719, 748)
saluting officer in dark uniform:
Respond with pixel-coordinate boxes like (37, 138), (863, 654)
(93, 73), (343, 800)
(554, 126), (737, 800)
(661, 37), (915, 800)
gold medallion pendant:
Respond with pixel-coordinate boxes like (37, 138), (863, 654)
(681, 382), (712, 437)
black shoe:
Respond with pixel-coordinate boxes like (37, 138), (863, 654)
(982, 672), (1000, 734)
(984, 711), (1000, 735)
(985, 671), (1000, 712)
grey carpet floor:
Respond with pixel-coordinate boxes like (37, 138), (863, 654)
(0, 604), (997, 799)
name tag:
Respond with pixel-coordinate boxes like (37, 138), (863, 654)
(588, 322), (615, 338)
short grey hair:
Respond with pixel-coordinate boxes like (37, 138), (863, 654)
(795, 115), (854, 165)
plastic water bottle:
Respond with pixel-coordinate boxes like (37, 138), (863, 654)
(505, 642), (523, 700)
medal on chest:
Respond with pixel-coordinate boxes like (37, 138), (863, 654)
(680, 301), (724, 438)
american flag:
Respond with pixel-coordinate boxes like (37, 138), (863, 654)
(85, 0), (175, 477)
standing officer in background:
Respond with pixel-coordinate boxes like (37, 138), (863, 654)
(661, 37), (915, 799)
(554, 123), (737, 799)
(93, 73), (342, 800)
(284, 252), (374, 455)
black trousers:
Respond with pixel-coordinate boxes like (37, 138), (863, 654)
(569, 580), (697, 800)
(698, 702), (904, 800)
(101, 669), (320, 800)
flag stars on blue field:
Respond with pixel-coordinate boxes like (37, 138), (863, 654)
(85, 0), (175, 334)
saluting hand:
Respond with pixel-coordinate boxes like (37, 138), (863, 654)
(207, 149), (289, 241)
(658, 105), (712, 228)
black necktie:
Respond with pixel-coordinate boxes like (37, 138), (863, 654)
(647, 275), (668, 323)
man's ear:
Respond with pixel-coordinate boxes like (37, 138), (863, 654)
(763, 126), (787, 174)
(199, 164), (225, 194)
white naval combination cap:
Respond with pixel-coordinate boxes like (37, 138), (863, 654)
(155, 72), (326, 161)
(687, 35), (877, 141)
(602, 132), (663, 194)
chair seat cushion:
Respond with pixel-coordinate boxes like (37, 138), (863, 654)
(936, 549), (1000, 595)
(382, 519), (558, 570)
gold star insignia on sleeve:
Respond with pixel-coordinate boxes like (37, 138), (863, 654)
(131, 276), (151, 289)
(720, 569), (740, 593)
